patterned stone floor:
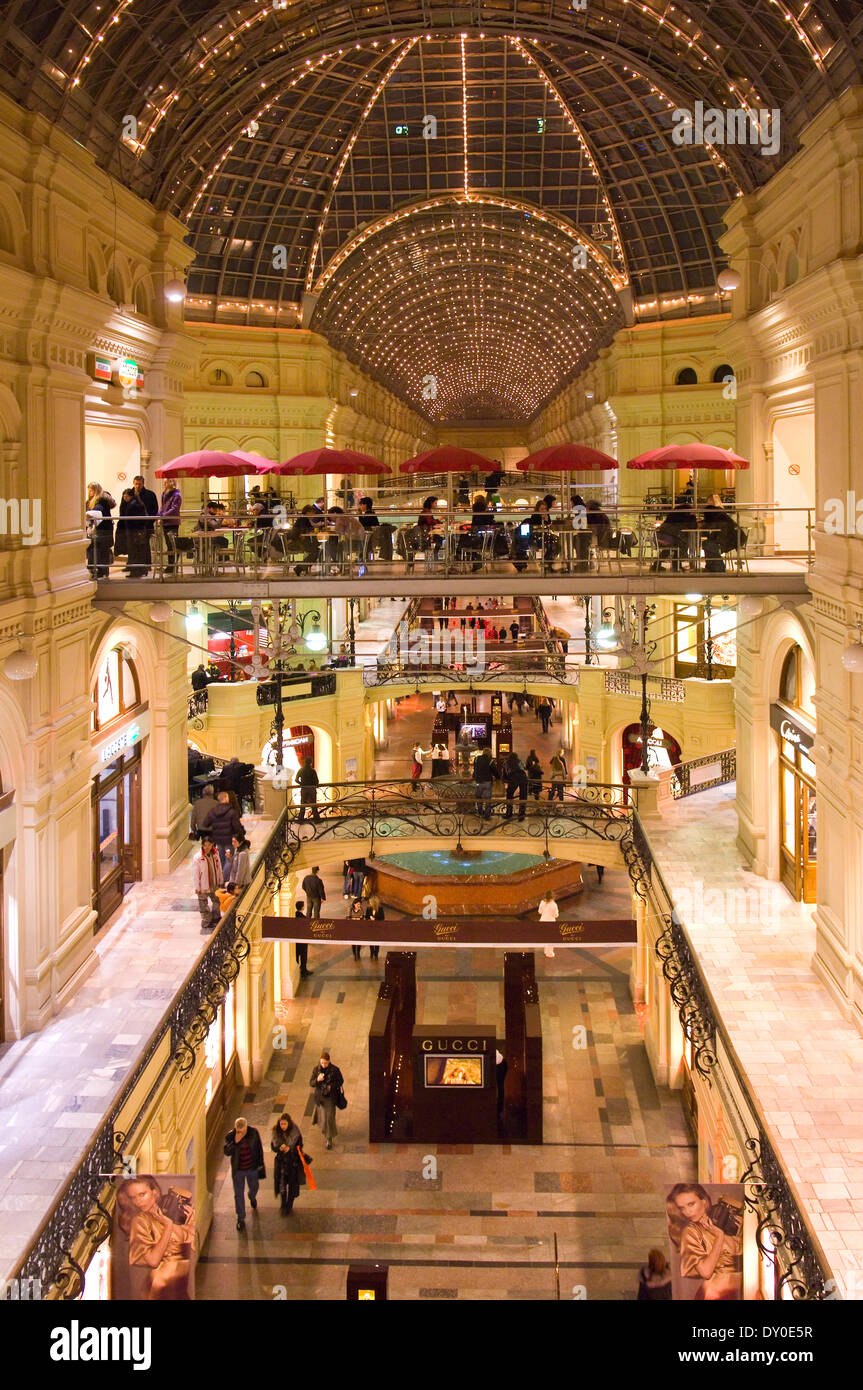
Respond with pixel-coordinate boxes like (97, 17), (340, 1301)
(197, 927), (695, 1301)
(643, 785), (863, 1292)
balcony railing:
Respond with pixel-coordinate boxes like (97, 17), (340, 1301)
(604, 670), (686, 702)
(669, 747), (736, 798)
(90, 503), (815, 585)
(634, 822), (832, 1299)
(364, 657), (578, 688)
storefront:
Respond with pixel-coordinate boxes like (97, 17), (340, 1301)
(204, 982), (239, 1156)
(621, 723), (682, 800)
(260, 724), (314, 778)
(772, 645), (816, 903)
(91, 646), (149, 931)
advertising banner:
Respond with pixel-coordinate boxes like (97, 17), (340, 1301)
(112, 1174), (196, 1300)
(665, 1181), (744, 1301)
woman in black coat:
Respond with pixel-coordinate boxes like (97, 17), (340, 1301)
(85, 482), (115, 578)
(271, 1113), (305, 1214)
(115, 488), (151, 577)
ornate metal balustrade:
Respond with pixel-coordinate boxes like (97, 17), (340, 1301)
(604, 670), (686, 702)
(187, 689), (208, 719)
(255, 672), (337, 705)
(363, 660), (578, 688)
(637, 826), (831, 1300)
(8, 850), (279, 1300)
(670, 747), (736, 798)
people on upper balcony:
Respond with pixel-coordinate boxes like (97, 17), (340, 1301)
(158, 481), (183, 575)
(85, 482), (115, 578)
(115, 487), (151, 578)
(417, 496), (444, 554)
(357, 496), (379, 529)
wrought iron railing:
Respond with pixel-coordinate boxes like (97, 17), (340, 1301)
(90, 502), (816, 585)
(187, 689), (209, 719)
(604, 670), (686, 702)
(363, 659), (579, 688)
(670, 747), (736, 798)
(7, 837), (283, 1300)
(255, 672), (337, 705)
(636, 825), (832, 1300)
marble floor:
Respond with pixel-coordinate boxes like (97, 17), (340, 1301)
(197, 923), (695, 1301)
(643, 785), (863, 1294)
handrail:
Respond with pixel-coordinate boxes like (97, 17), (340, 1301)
(634, 819), (832, 1299)
(364, 659), (579, 687)
(604, 670), (686, 702)
(88, 502), (817, 583)
(669, 747), (736, 798)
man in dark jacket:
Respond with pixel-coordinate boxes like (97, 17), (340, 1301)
(224, 1118), (265, 1230)
(503, 751), (528, 821)
(202, 790), (243, 873)
(295, 757), (320, 822)
(473, 747), (495, 819)
(301, 866), (326, 918)
(191, 664), (209, 692)
(133, 474), (159, 523)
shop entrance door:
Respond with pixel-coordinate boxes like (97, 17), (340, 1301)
(92, 747), (143, 930)
(779, 764), (817, 904)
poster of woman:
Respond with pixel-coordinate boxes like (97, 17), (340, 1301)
(112, 1175), (196, 1300)
(665, 1182), (744, 1300)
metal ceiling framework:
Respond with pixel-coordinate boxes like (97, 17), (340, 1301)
(2, 1), (860, 421)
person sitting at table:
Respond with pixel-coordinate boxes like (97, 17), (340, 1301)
(528, 499), (560, 561)
(701, 494), (745, 572)
(654, 498), (697, 572)
(197, 501), (229, 550)
(357, 497), (379, 529)
(417, 496), (443, 554)
(325, 506), (364, 570)
(276, 505), (320, 573)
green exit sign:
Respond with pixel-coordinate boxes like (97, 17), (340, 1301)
(394, 124), (409, 135)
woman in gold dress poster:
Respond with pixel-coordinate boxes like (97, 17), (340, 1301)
(666, 1182), (744, 1300)
(112, 1175), (196, 1300)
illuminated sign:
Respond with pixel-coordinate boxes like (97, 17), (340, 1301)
(117, 357), (138, 389)
(394, 124), (409, 135)
(99, 722), (140, 762)
(769, 703), (814, 753)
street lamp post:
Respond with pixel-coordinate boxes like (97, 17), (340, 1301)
(583, 597), (592, 665)
(348, 597), (357, 665)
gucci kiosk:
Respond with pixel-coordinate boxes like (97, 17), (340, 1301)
(412, 1025), (498, 1143)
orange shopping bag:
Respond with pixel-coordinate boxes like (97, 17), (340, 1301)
(298, 1147), (317, 1191)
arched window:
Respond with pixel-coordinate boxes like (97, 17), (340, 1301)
(675, 367), (698, 386)
(712, 364), (734, 383)
(785, 253), (799, 287)
(780, 644), (815, 717)
(208, 368), (232, 386)
(133, 281), (151, 317)
(245, 370), (267, 388)
(106, 267), (124, 304)
(92, 646), (141, 732)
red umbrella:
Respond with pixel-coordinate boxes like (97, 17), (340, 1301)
(518, 444), (618, 471)
(400, 446), (497, 515)
(155, 450), (263, 478)
(399, 445), (496, 475)
(626, 443), (748, 505)
(626, 444), (749, 470)
(272, 447), (389, 476)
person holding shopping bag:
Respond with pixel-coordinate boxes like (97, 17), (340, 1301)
(271, 1112), (307, 1215)
(309, 1050), (345, 1150)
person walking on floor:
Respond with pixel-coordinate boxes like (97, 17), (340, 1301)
(224, 1117), (265, 1230)
(411, 742), (431, 791)
(349, 897), (366, 959)
(224, 833), (251, 894)
(364, 893), (384, 960)
(538, 696), (552, 734)
(525, 749), (543, 800)
(193, 835), (224, 932)
(302, 865), (326, 919)
(295, 756), (320, 822)
(473, 746), (495, 819)
(503, 750), (528, 821)
(637, 1249), (673, 1300)
(548, 751), (567, 801)
(539, 889), (559, 959)
(293, 901), (313, 979)
(201, 789), (244, 875)
(272, 1113), (305, 1215)
(189, 783), (217, 838)
(310, 1051), (344, 1150)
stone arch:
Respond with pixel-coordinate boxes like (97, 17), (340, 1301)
(0, 187), (26, 259)
(754, 607), (816, 883)
(604, 712), (686, 786)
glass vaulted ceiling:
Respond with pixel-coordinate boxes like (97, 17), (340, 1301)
(3, 1), (860, 421)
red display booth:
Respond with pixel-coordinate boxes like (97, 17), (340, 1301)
(621, 722), (681, 803)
